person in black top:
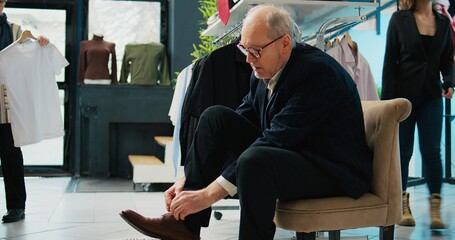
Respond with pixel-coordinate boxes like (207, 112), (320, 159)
(382, 0), (454, 229)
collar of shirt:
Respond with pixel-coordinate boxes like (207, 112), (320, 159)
(266, 67), (284, 93)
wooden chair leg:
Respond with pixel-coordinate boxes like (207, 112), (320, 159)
(296, 232), (316, 240)
(329, 230), (341, 240)
(379, 225), (395, 240)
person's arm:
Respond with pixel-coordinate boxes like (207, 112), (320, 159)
(235, 76), (260, 126)
(440, 17), (455, 98)
(381, 13), (400, 100)
(170, 180), (228, 221)
(164, 175), (186, 211)
(216, 176), (237, 196)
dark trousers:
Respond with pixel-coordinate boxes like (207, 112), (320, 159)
(183, 106), (343, 240)
(400, 93), (443, 194)
(0, 123), (26, 210)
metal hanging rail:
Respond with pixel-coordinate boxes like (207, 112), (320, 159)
(315, 15), (367, 50)
(211, 22), (243, 46)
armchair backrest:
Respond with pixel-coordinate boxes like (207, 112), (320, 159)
(361, 98), (411, 224)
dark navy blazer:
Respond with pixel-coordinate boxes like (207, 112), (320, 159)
(224, 43), (373, 199)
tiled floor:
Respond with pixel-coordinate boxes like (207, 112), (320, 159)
(0, 177), (454, 240)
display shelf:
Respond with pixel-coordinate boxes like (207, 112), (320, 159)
(202, 0), (379, 39)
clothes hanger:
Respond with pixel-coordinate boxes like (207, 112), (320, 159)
(325, 40), (332, 49)
(323, 27), (342, 50)
(343, 32), (358, 54)
(17, 30), (37, 43)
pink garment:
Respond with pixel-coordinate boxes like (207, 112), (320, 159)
(436, 2), (455, 63)
(326, 39), (379, 100)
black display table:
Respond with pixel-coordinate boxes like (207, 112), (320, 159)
(74, 84), (174, 178)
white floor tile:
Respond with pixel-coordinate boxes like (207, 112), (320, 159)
(0, 177), (454, 239)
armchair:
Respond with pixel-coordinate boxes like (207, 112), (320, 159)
(274, 98), (412, 240)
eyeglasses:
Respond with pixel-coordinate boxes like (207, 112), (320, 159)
(237, 35), (284, 59)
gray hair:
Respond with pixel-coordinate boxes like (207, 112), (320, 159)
(243, 5), (300, 45)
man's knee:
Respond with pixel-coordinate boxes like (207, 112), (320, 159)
(200, 105), (232, 120)
(237, 147), (270, 178)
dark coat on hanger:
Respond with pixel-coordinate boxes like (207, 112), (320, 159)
(382, 9), (454, 100)
(179, 40), (252, 165)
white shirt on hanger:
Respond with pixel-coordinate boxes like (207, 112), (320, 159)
(326, 38), (379, 101)
(0, 41), (69, 147)
(168, 63), (193, 176)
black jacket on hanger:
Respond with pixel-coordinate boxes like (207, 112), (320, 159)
(179, 39), (252, 165)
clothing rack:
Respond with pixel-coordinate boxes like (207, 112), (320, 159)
(302, 21), (357, 45)
(315, 15), (367, 51)
(212, 22), (243, 46)
(211, 15), (367, 50)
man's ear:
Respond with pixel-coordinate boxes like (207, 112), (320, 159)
(281, 34), (293, 49)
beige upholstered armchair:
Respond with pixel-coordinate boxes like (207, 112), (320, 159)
(274, 98), (412, 240)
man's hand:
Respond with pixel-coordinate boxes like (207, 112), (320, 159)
(37, 35), (49, 46)
(170, 181), (229, 221)
(165, 175), (186, 212)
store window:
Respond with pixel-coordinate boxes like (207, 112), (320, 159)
(7, 8), (66, 83)
(88, 0), (163, 82)
(5, 8), (66, 166)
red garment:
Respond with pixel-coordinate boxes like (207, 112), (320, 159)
(437, 4), (455, 62)
(78, 38), (117, 84)
(217, 0), (230, 25)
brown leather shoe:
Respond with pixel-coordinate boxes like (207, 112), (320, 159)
(119, 210), (200, 240)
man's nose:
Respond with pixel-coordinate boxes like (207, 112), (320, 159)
(245, 53), (256, 63)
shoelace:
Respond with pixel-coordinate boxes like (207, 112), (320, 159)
(403, 195), (412, 215)
(430, 200), (441, 218)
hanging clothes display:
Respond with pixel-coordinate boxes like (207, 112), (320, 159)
(326, 37), (379, 100)
(179, 38), (252, 165)
(120, 42), (170, 85)
(168, 63), (193, 175)
(436, 0), (455, 64)
(78, 34), (117, 84)
(0, 41), (69, 147)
